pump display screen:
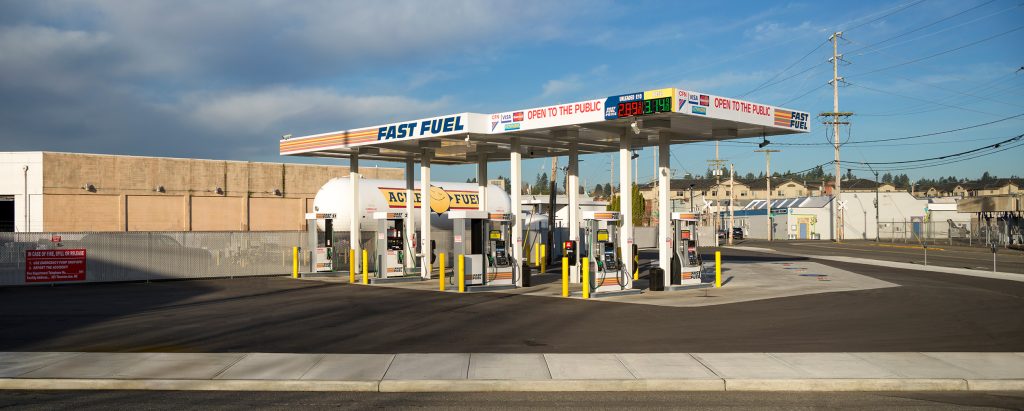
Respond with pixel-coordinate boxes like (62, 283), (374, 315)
(680, 230), (691, 240)
(596, 229), (609, 242)
(603, 243), (617, 270)
(489, 230), (501, 240)
(617, 97), (672, 118)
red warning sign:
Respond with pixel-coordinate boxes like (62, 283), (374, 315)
(25, 249), (87, 283)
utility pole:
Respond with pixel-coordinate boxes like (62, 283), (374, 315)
(821, 31), (853, 242)
(755, 149), (781, 241)
(707, 141), (727, 247)
(729, 163), (735, 245)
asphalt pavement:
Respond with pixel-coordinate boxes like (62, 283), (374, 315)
(1, 247), (1021, 353)
(2, 390), (1023, 410)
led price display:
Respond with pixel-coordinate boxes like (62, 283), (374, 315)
(616, 96), (672, 118)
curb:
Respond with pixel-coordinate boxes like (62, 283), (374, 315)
(0, 379), (378, 392)
(724, 378), (967, 392)
(3, 378), (1021, 392)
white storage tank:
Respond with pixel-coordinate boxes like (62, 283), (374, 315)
(312, 178), (512, 231)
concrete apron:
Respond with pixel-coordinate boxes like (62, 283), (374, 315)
(1, 352), (1022, 392)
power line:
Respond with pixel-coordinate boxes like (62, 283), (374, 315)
(844, 134), (1023, 165)
(851, 2), (1023, 57)
(738, 40), (829, 98)
(843, 140), (1024, 171)
(849, 81), (1023, 119)
(846, 0), (997, 54)
(839, 0), (928, 32)
(845, 38), (1024, 109)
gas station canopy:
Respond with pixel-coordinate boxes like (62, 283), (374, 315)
(279, 87), (810, 163)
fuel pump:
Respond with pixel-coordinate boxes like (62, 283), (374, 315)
(374, 212), (413, 278)
(670, 212), (703, 287)
(305, 212), (336, 272)
(581, 211), (636, 296)
(485, 213), (514, 286)
(449, 210), (518, 291)
(449, 210), (487, 287)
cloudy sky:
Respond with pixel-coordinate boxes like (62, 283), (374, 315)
(1, 0), (1022, 186)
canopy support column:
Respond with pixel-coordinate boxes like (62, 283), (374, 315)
(658, 134), (671, 288)
(420, 150), (432, 280)
(568, 142), (580, 283)
(619, 135), (633, 288)
(510, 139), (523, 287)
(477, 154), (487, 211)
(349, 153), (361, 275)
(405, 159), (415, 274)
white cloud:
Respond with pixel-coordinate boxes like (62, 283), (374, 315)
(540, 65), (608, 99)
(180, 86), (452, 135)
(677, 70), (773, 95)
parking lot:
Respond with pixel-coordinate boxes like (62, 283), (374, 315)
(1, 247), (1021, 354)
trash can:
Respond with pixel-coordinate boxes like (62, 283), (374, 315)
(521, 260), (531, 287)
(649, 267), (664, 291)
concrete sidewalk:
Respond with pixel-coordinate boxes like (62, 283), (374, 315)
(1, 352), (1022, 392)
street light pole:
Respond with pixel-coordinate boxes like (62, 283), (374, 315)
(755, 148), (781, 241)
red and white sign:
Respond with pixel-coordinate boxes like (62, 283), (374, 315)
(25, 249), (87, 283)
(50, 235), (61, 243)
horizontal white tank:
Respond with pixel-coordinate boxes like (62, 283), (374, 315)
(313, 178), (512, 231)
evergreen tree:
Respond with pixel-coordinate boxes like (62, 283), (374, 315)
(881, 172), (893, 184)
(592, 184), (605, 198)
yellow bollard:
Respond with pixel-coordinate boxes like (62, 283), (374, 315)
(633, 249), (639, 281)
(540, 244), (546, 273)
(581, 257), (590, 299)
(715, 251), (722, 288)
(561, 257), (569, 297)
(362, 249), (368, 285)
(292, 247), (299, 279)
(439, 253), (446, 291)
(349, 249), (355, 283)
(533, 246), (539, 267)
(458, 254), (465, 293)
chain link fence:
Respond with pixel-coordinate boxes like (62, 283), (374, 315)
(877, 216), (1023, 248)
(1, 231), (307, 286)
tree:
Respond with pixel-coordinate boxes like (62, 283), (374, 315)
(603, 183), (612, 196)
(881, 172), (893, 184)
(532, 173), (549, 195)
(845, 169), (855, 180)
(981, 171), (994, 182)
(606, 183), (646, 226)
(744, 172), (755, 180)
(466, 177), (477, 183)
(592, 184), (605, 198)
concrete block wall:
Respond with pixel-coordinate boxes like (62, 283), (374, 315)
(2, 152), (403, 232)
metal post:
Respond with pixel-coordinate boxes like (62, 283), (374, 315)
(582, 256), (590, 299)
(715, 251), (722, 288)
(439, 253), (446, 291)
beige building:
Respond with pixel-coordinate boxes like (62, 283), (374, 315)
(1, 152), (402, 232)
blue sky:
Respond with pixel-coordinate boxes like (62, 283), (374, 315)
(1, 0), (1022, 187)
